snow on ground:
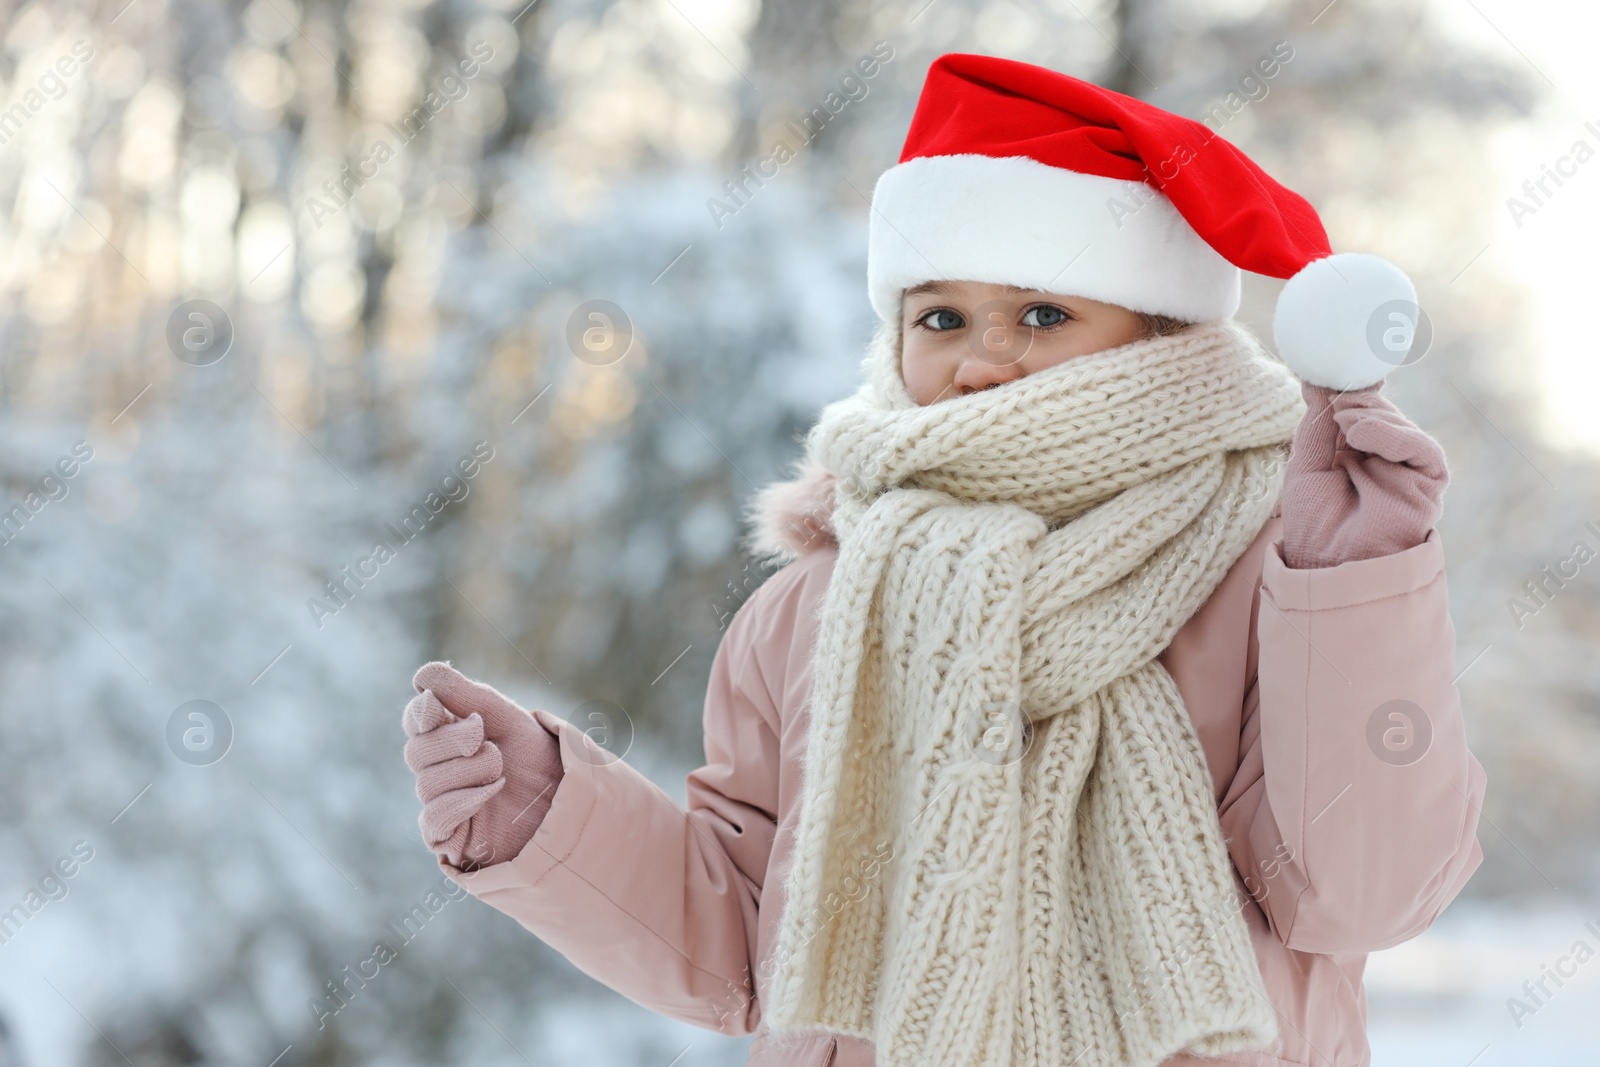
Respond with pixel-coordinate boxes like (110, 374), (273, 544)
(1366, 897), (1600, 1065)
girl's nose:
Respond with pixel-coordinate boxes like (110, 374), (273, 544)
(952, 340), (1027, 395)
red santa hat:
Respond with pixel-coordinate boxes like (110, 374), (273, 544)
(868, 53), (1420, 389)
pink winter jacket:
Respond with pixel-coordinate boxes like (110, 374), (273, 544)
(436, 484), (1487, 1066)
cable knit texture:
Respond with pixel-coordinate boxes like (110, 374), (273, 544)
(1279, 382), (1449, 569)
(758, 319), (1304, 1067)
(402, 662), (564, 871)
(745, 385), (1450, 572)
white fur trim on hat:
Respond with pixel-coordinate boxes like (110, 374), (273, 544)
(866, 153), (1241, 323)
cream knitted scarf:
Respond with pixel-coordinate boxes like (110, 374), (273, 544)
(760, 319), (1305, 1067)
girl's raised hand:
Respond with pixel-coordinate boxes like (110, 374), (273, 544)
(401, 661), (564, 871)
(1279, 381), (1449, 570)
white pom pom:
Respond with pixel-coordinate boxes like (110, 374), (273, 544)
(1272, 252), (1423, 390)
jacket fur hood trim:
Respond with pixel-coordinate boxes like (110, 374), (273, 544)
(741, 453), (839, 562)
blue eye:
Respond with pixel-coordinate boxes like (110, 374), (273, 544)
(1021, 304), (1069, 328)
(917, 309), (965, 331)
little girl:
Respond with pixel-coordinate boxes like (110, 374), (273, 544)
(402, 53), (1487, 1067)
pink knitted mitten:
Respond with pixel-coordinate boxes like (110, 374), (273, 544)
(1280, 381), (1449, 570)
(402, 661), (564, 871)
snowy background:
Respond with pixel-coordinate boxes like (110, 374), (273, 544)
(0, 0), (1597, 1063)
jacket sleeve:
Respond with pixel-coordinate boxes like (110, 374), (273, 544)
(434, 558), (810, 1035)
(1217, 528), (1488, 955)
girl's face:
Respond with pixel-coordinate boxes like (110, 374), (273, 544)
(899, 280), (1149, 406)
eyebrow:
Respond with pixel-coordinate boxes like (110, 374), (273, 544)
(904, 281), (1042, 298)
